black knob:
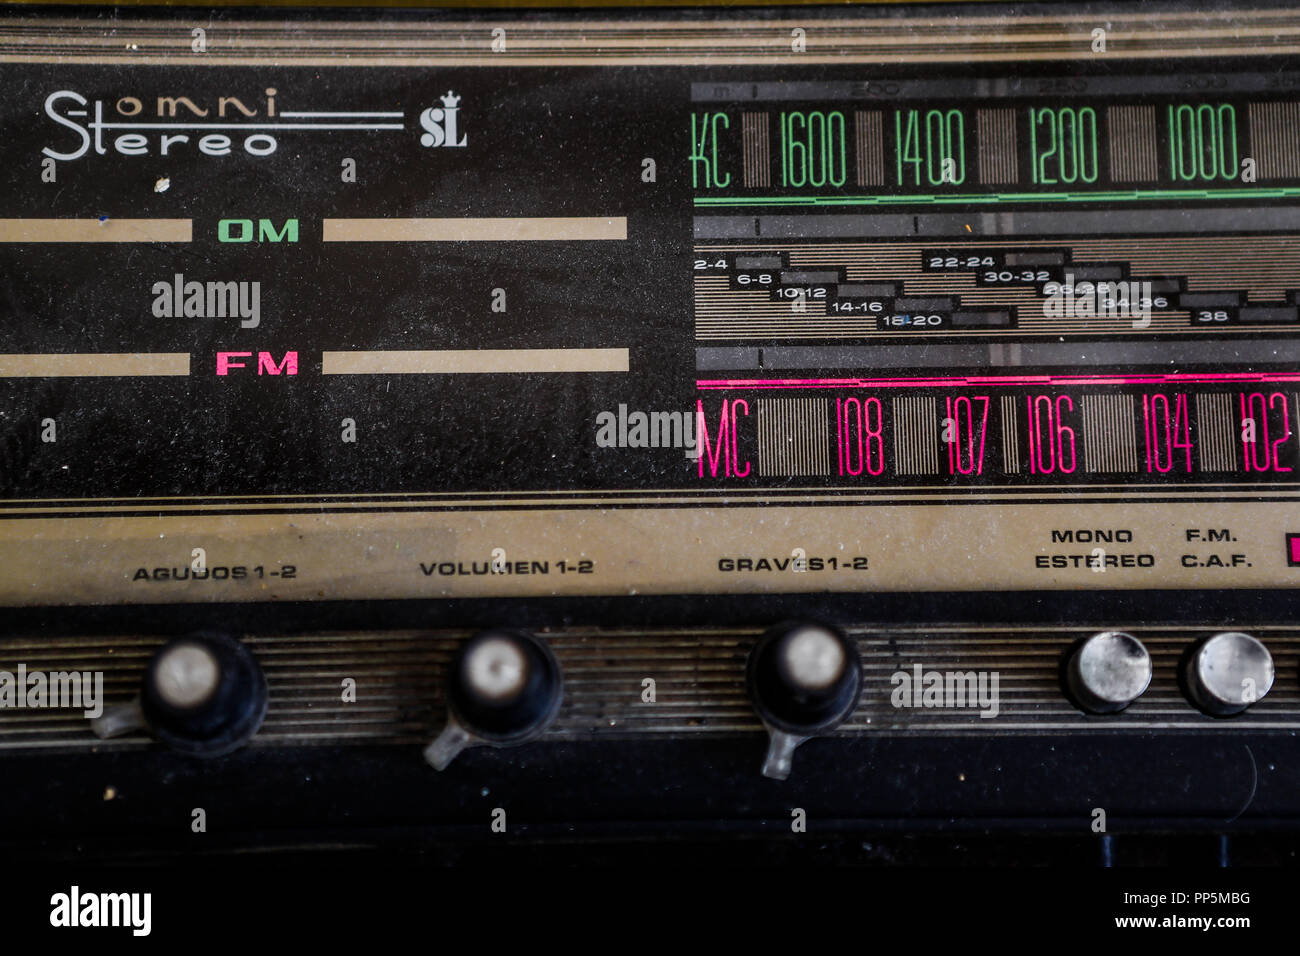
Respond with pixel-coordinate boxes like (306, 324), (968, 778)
(139, 632), (268, 757)
(447, 630), (562, 742)
(747, 621), (861, 734)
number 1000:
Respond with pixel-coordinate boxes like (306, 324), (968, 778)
(1167, 103), (1238, 182)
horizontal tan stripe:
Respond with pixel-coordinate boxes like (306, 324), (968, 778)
(9, 47), (1300, 67)
(322, 348), (629, 374)
(3, 10), (1298, 31)
(0, 499), (1292, 605)
(14, 30), (1300, 50)
(0, 219), (191, 243)
(322, 217), (626, 242)
(0, 353), (190, 377)
(3, 484), (1296, 512)
(3, 486), (1297, 516)
(4, 12), (1300, 64)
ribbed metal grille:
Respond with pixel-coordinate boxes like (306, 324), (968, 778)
(2, 626), (1298, 753)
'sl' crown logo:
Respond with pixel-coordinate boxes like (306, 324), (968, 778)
(419, 90), (468, 148)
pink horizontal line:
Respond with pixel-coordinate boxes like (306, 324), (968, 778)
(697, 372), (1300, 389)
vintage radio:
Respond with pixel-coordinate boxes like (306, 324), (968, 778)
(0, 3), (1297, 901)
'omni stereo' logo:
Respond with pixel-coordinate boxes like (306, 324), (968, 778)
(41, 88), (467, 161)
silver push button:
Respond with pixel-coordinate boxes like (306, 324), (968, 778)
(1067, 631), (1152, 714)
(1184, 632), (1274, 716)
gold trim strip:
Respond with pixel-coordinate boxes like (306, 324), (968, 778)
(0, 353), (191, 377)
(321, 347), (629, 374)
(3, 483), (1298, 506)
(321, 217), (626, 242)
(0, 500), (1294, 605)
(3, 12), (1300, 64)
(0, 219), (192, 243)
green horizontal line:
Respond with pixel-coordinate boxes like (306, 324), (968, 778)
(694, 187), (1300, 207)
